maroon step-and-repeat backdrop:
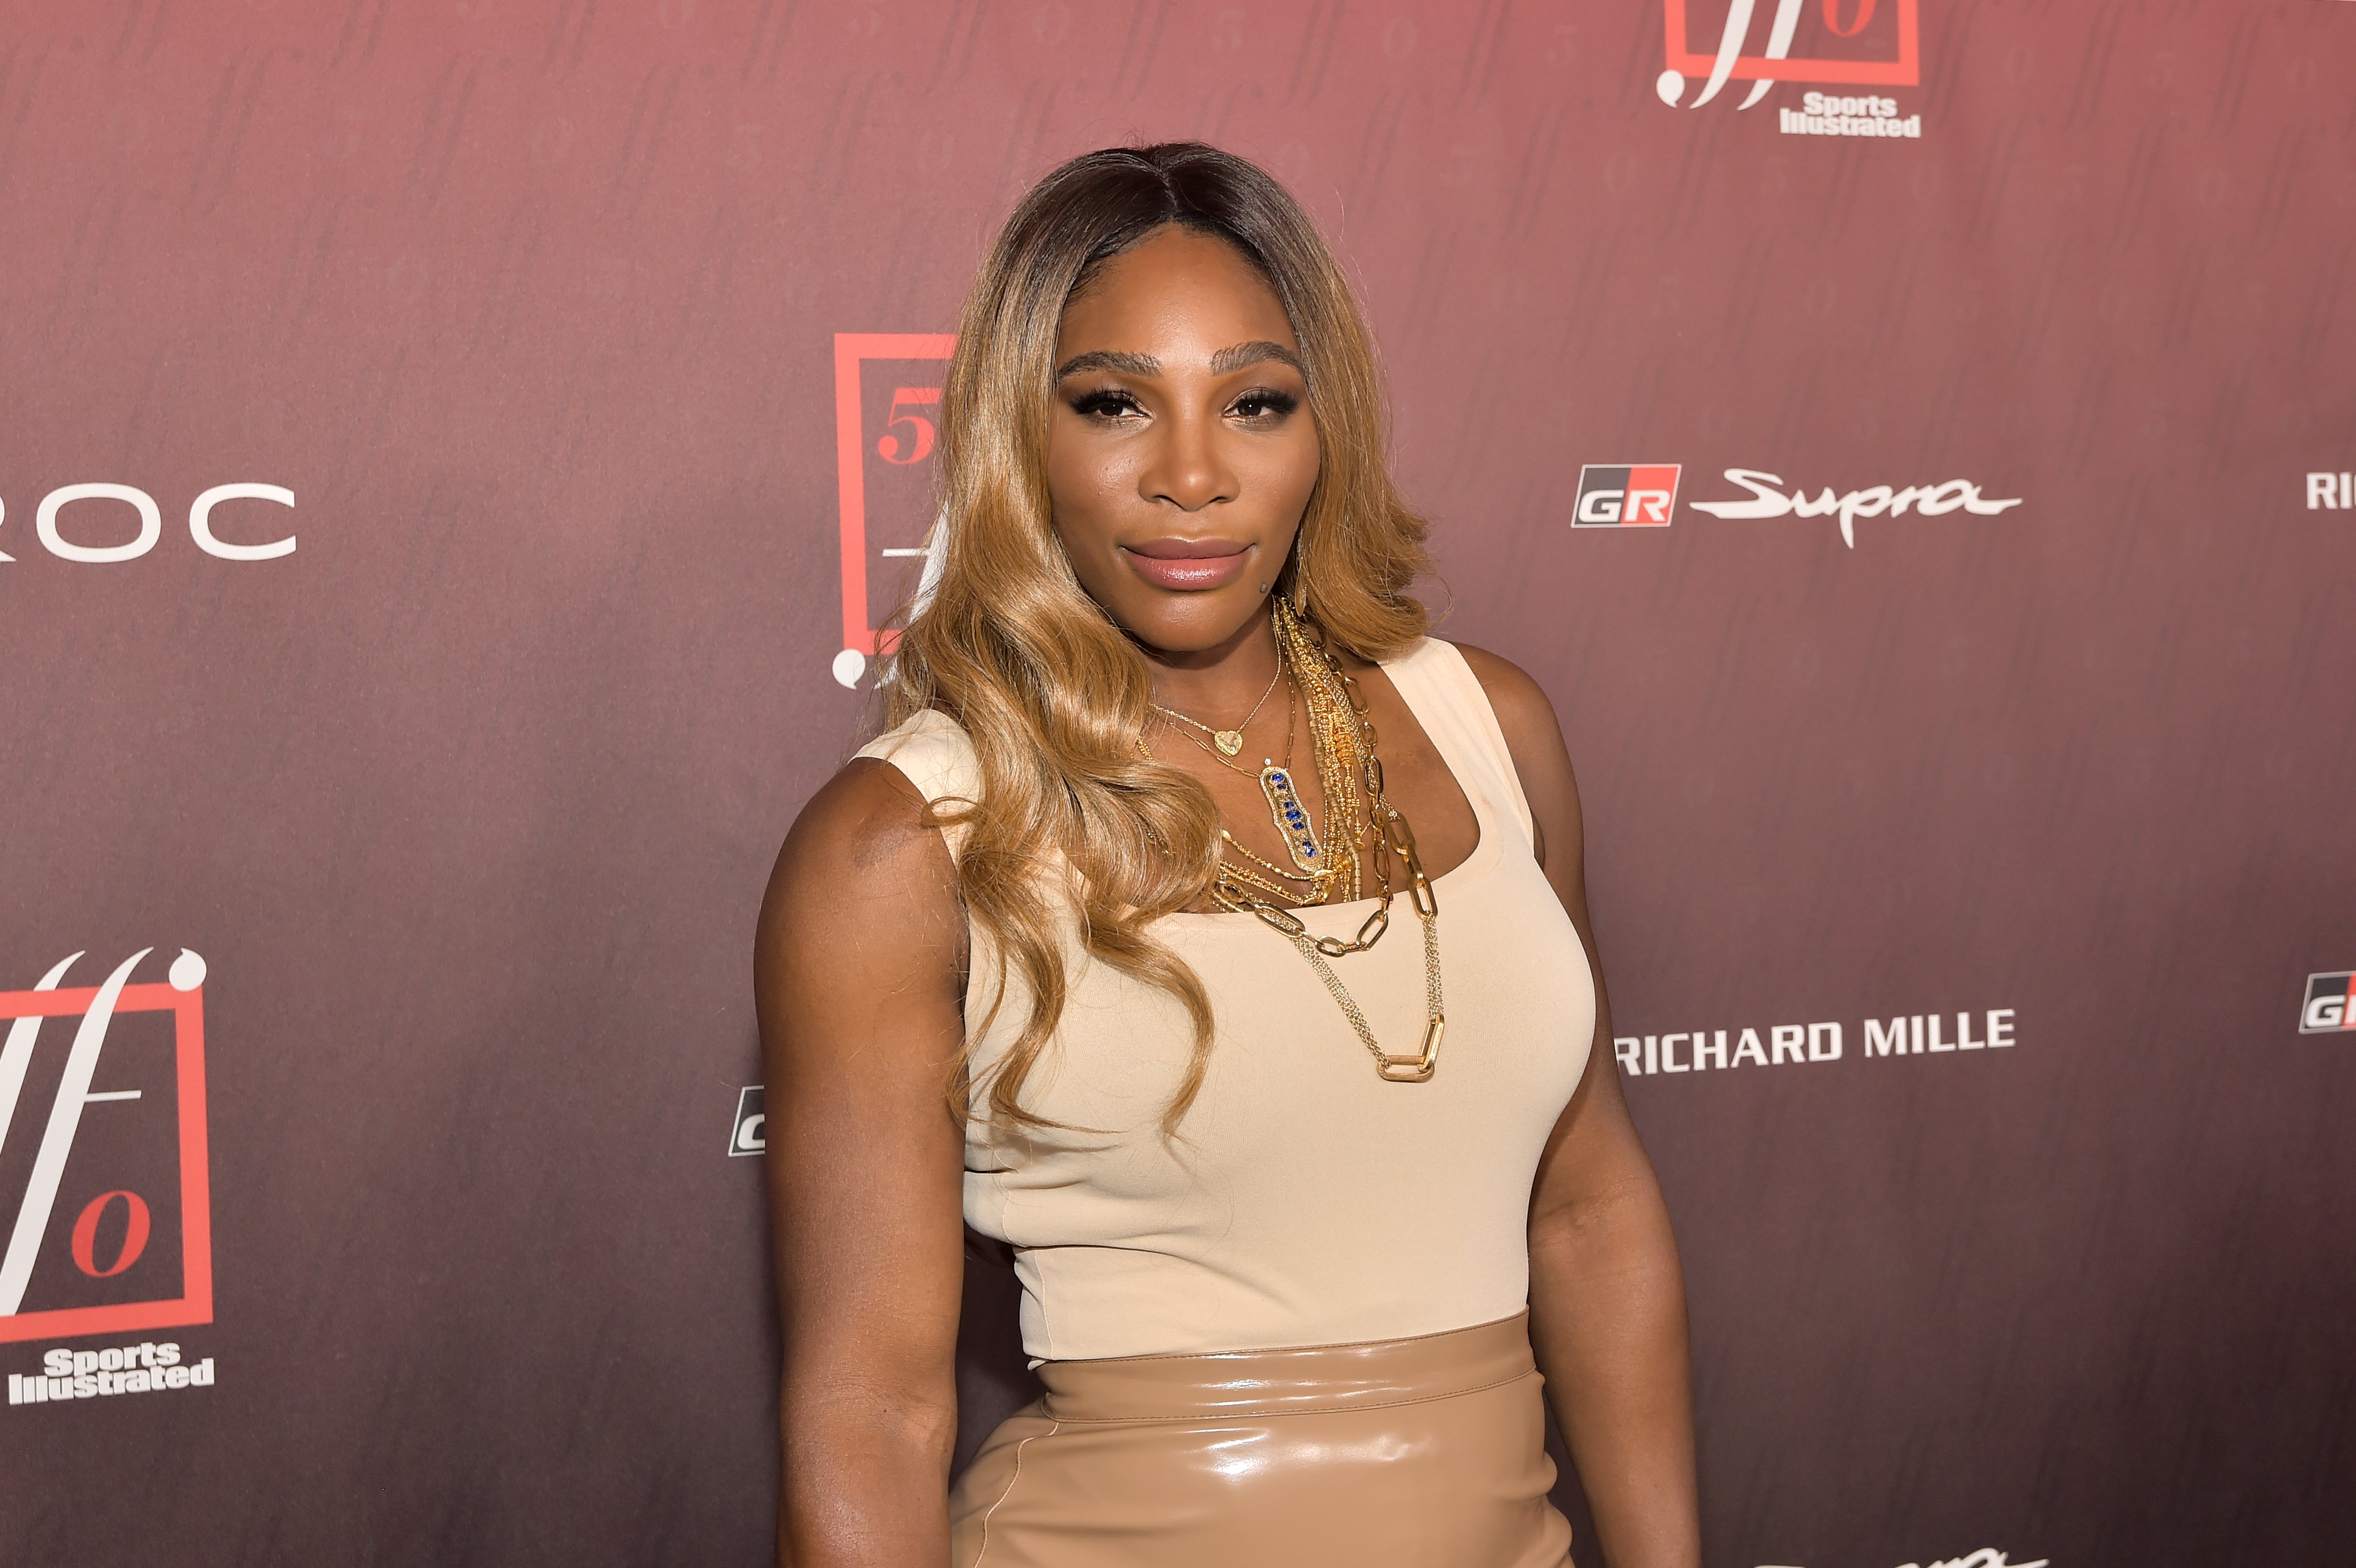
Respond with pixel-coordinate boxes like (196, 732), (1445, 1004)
(5, 3), (2352, 1564)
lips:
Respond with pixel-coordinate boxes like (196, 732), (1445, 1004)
(1121, 537), (1253, 592)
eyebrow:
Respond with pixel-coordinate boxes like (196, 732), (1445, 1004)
(1210, 339), (1301, 375)
(1055, 349), (1160, 378)
(1054, 340), (1303, 380)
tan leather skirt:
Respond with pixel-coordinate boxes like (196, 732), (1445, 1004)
(949, 1310), (1573, 1566)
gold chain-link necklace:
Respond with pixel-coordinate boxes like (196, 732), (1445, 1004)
(1153, 663), (1349, 903)
(1147, 600), (1447, 1082)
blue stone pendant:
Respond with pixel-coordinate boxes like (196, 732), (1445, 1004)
(1259, 763), (1322, 872)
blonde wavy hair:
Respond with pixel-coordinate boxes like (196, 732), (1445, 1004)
(882, 143), (1431, 1133)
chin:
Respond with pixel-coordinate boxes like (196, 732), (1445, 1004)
(1114, 589), (1267, 655)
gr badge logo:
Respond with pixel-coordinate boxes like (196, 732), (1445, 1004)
(728, 1085), (766, 1156)
(1573, 465), (1681, 527)
(0, 950), (213, 1345)
(2300, 972), (2356, 1034)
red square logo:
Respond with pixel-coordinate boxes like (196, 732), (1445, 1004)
(1664, 0), (1921, 93)
(833, 332), (957, 676)
(0, 950), (212, 1344)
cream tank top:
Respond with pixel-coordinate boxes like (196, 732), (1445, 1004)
(857, 638), (1596, 1363)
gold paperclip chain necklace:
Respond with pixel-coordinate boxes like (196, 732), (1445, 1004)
(1146, 600), (1447, 1082)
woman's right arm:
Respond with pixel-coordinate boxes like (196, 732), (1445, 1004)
(754, 759), (971, 1567)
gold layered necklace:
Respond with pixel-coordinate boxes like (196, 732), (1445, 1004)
(1153, 646), (1350, 905)
(1143, 600), (1447, 1083)
(1150, 662), (1281, 757)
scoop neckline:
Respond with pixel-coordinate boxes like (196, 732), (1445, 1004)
(1162, 640), (1504, 927)
(1159, 815), (1500, 926)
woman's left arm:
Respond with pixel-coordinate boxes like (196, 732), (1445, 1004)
(1457, 644), (1702, 1568)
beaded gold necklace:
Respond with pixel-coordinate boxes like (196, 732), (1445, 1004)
(1146, 600), (1446, 1083)
(1151, 660), (1340, 903)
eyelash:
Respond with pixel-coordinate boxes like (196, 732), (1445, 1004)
(1064, 387), (1301, 421)
(1230, 387), (1299, 419)
(1069, 388), (1143, 419)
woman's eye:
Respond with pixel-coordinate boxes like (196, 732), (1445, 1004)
(1070, 389), (1143, 420)
(1230, 389), (1301, 420)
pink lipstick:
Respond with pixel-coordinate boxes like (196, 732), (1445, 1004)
(1122, 537), (1253, 592)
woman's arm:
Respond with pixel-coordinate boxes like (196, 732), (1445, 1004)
(754, 759), (971, 1567)
(1458, 645), (1703, 1568)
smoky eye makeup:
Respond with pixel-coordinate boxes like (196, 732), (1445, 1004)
(1066, 386), (1146, 419)
(1057, 378), (1302, 421)
(1229, 386), (1301, 419)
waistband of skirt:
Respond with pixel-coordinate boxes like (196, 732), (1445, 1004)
(1033, 1310), (1537, 1423)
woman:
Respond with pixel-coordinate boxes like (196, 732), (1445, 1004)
(756, 143), (1699, 1567)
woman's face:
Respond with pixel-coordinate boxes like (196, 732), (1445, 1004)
(1045, 226), (1321, 658)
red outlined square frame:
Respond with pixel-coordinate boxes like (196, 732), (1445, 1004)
(0, 981), (211, 1343)
(1665, 0), (1920, 87)
(835, 333), (958, 658)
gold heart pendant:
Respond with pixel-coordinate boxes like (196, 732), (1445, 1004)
(1214, 730), (1243, 756)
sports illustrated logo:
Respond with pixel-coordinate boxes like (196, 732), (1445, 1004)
(1781, 92), (1921, 138)
(2299, 972), (2355, 1033)
(833, 332), (955, 688)
(8, 1338), (215, 1405)
(728, 1085), (767, 1156)
(1617, 1008), (2016, 1077)
(0, 483), (296, 563)
(1573, 465), (1681, 527)
(1658, 0), (1922, 121)
(2306, 471), (2354, 509)
(0, 949), (213, 1345)
(1689, 468), (2022, 548)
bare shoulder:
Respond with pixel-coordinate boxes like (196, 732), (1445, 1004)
(773, 756), (949, 888)
(1442, 640), (1573, 772)
(756, 756), (964, 990)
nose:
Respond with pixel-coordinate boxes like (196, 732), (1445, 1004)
(1137, 405), (1237, 513)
